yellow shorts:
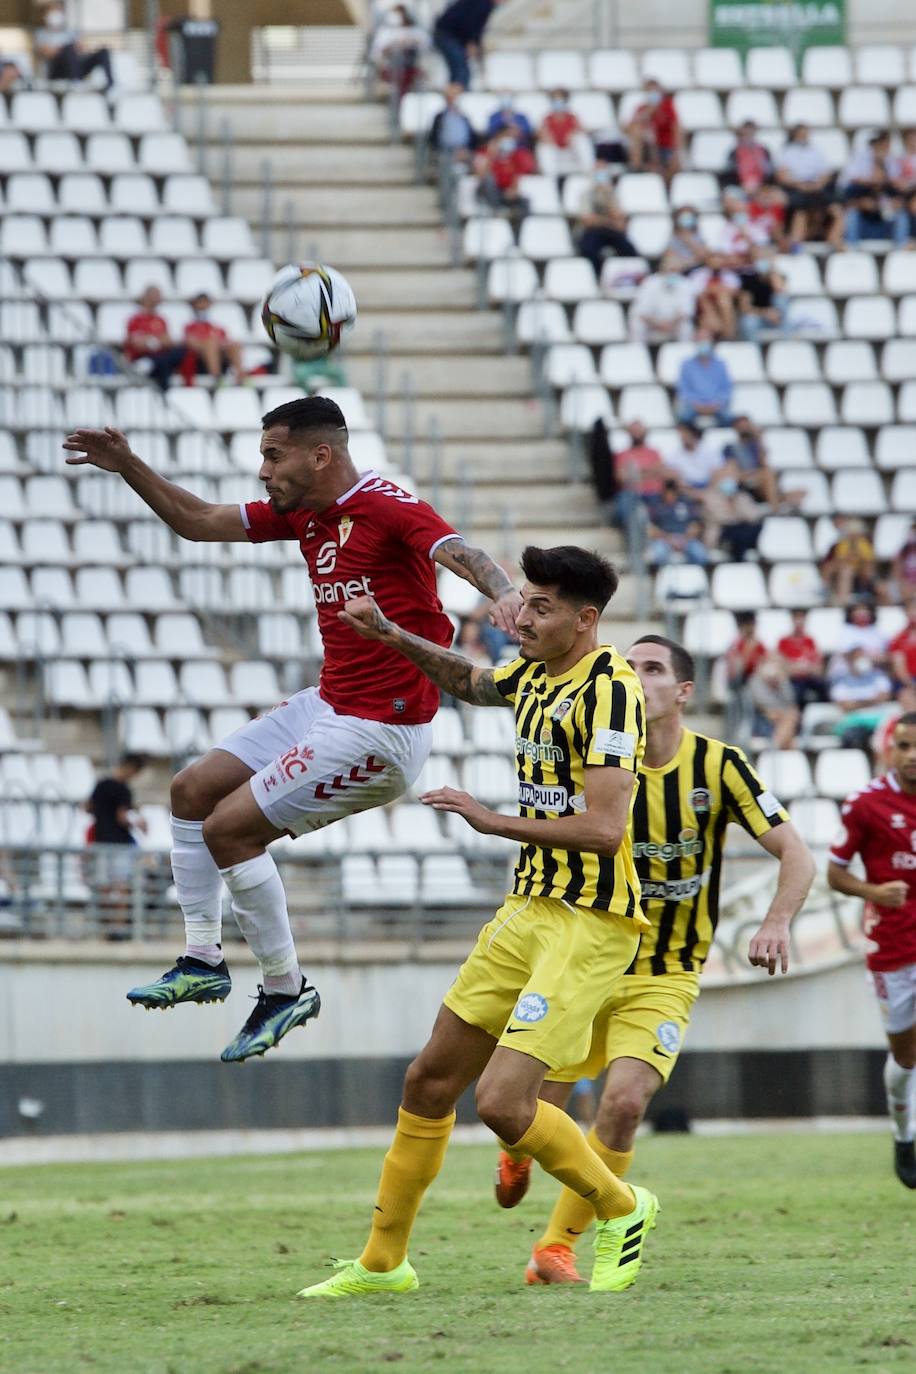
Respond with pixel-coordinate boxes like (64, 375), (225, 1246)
(546, 971), (700, 1085)
(442, 893), (642, 1072)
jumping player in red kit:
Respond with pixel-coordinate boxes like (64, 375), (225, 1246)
(63, 398), (521, 1062)
(828, 712), (916, 1187)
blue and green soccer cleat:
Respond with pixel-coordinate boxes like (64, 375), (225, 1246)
(297, 1258), (419, 1299)
(126, 956), (232, 1009)
(220, 978), (320, 1063)
(590, 1185), (660, 1292)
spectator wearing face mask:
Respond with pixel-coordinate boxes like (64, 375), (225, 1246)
(625, 78), (682, 180)
(474, 131), (536, 222)
(667, 206), (707, 272)
(485, 94), (534, 148)
(644, 480), (709, 568)
(716, 187), (772, 275)
(667, 421), (726, 490)
(723, 415), (781, 507)
(34, 1), (113, 88)
(737, 249), (789, 342)
(430, 82), (476, 165)
(701, 466), (767, 563)
(575, 161), (637, 271)
(775, 124), (843, 249)
(536, 88), (594, 175)
(675, 333), (735, 427)
(841, 130), (908, 247)
(688, 253), (742, 340)
(725, 121), (774, 194)
(829, 652), (894, 751)
(183, 293), (245, 386)
(629, 254), (695, 343)
(778, 610), (826, 708)
(749, 656), (800, 749)
(611, 420), (671, 529)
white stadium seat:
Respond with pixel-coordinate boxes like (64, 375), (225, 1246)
(757, 517), (813, 562)
(831, 468), (887, 516)
(487, 256), (538, 303)
(535, 50), (587, 89)
(825, 253), (880, 298)
(746, 46), (795, 89)
(483, 52), (534, 90)
(768, 562), (824, 609)
(783, 88), (834, 127)
(560, 385), (614, 430)
(516, 299), (572, 346)
(815, 427), (869, 471)
(755, 749), (812, 801)
(725, 90), (779, 127)
(783, 383), (836, 428)
(823, 342), (876, 385)
(837, 86), (891, 129)
(843, 297), (896, 340)
(882, 340), (916, 383)
(840, 382), (894, 427)
(710, 563), (768, 611)
(683, 608), (737, 658)
(589, 50), (639, 91)
(518, 216), (574, 261)
(802, 46), (853, 87)
(544, 257), (597, 302)
(815, 749), (870, 800)
(876, 426), (916, 469)
(615, 174), (668, 216)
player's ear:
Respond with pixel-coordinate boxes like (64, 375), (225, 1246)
(578, 604), (599, 632)
(677, 679), (695, 707)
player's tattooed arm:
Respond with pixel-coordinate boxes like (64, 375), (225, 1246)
(433, 539), (522, 639)
(338, 594), (509, 707)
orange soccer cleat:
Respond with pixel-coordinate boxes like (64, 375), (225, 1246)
(494, 1151), (533, 1208)
(525, 1244), (584, 1286)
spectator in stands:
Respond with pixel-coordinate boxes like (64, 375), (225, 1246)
(723, 415), (780, 507)
(749, 656), (800, 749)
(888, 131), (916, 247)
(183, 292), (245, 386)
(575, 161), (637, 272)
(821, 518), (883, 606)
(33, 2), (113, 89)
(0, 54), (24, 92)
(432, 0), (502, 91)
(775, 124), (842, 249)
(889, 599), (916, 689)
(667, 206), (707, 273)
(536, 89), (594, 175)
(85, 753), (148, 939)
(688, 253), (741, 340)
(369, 4), (429, 99)
(725, 120), (774, 194)
(777, 610), (826, 708)
(829, 653), (894, 748)
(485, 94), (534, 147)
(737, 251), (789, 343)
(430, 82), (476, 164)
(123, 286), (180, 389)
(456, 616), (493, 665)
(644, 479), (709, 568)
(726, 611), (768, 688)
(474, 131), (536, 222)
(624, 78), (682, 180)
(612, 420), (670, 528)
(701, 471), (767, 562)
(873, 684), (916, 767)
(891, 521), (916, 602)
(629, 256), (695, 343)
(667, 420), (724, 490)
(835, 599), (888, 666)
(675, 332), (735, 426)
(716, 188), (772, 272)
(841, 130), (907, 247)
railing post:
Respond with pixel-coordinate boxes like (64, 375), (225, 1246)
(401, 369), (415, 479)
(145, 0), (160, 92)
(194, 71), (207, 176)
(284, 198), (297, 265)
(374, 329), (388, 443)
(427, 416), (442, 515)
(219, 116), (233, 215)
(260, 158), (273, 262)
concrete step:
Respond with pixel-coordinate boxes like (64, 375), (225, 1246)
(384, 396), (547, 441)
(299, 227), (454, 269)
(233, 184), (441, 229)
(206, 144), (416, 185)
(342, 269), (477, 312)
(346, 351), (533, 397)
(416, 439), (572, 484)
(434, 480), (598, 521)
(346, 310), (506, 354)
(202, 102), (391, 145)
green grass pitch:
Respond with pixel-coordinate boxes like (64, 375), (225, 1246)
(1, 1133), (913, 1374)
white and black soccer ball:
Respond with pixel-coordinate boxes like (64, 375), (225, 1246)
(261, 262), (357, 361)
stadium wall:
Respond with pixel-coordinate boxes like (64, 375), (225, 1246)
(0, 950), (888, 1137)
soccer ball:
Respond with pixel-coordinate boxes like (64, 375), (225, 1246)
(261, 262), (357, 361)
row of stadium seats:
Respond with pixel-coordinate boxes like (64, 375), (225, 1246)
(0, 564), (314, 616)
(0, 299), (269, 345)
(471, 44), (916, 94)
(0, 130), (194, 175)
(0, 174), (218, 217)
(2, 217), (258, 261)
(9, 256), (270, 304)
(0, 91), (165, 134)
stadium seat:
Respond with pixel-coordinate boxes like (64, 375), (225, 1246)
(825, 253), (880, 298)
(100, 216), (148, 259)
(16, 611), (60, 658)
(121, 706), (170, 756)
(787, 296), (839, 337)
(108, 613), (157, 659)
(876, 426), (916, 469)
(111, 173), (159, 215)
(518, 216), (574, 261)
(618, 384), (672, 427)
(725, 90), (779, 127)
(837, 86), (891, 129)
(535, 50), (587, 89)
(150, 215), (200, 258)
(766, 340), (820, 385)
(894, 85), (916, 124)
(35, 131), (83, 174)
(615, 173), (668, 216)
(788, 796), (841, 843)
(783, 382), (836, 427)
(571, 299), (625, 344)
(566, 93), (614, 134)
(783, 88), (834, 127)
(832, 468), (887, 515)
(683, 607), (736, 658)
(745, 45), (795, 89)
(843, 296), (896, 340)
(114, 94), (166, 135)
(589, 50), (639, 91)
(559, 385), (614, 430)
(768, 561), (824, 608)
(86, 131), (135, 173)
(487, 256), (538, 303)
(693, 46), (742, 90)
(779, 468), (830, 514)
(757, 516), (813, 562)
(773, 254), (823, 297)
(516, 298), (572, 346)
(516, 176), (562, 216)
(710, 563), (768, 611)
(873, 513), (913, 559)
(599, 256), (649, 297)
(483, 51), (534, 90)
(823, 342), (877, 384)
(890, 470), (916, 512)
(882, 340), (916, 383)
(840, 382), (894, 427)
(654, 564), (708, 608)
(7, 173), (55, 214)
(814, 426), (869, 470)
(855, 44), (905, 85)
(755, 749), (813, 801)
(673, 91), (723, 132)
(543, 256), (597, 302)
(802, 45), (853, 86)
(814, 749), (870, 800)
(598, 343), (654, 386)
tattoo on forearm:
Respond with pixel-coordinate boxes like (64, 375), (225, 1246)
(446, 543), (514, 599)
(391, 629), (505, 706)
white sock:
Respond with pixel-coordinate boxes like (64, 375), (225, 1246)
(171, 815), (224, 963)
(219, 852), (303, 996)
(883, 1054), (914, 1142)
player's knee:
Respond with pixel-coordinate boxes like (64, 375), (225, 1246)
(474, 1082), (525, 1141)
(597, 1085), (647, 1139)
(402, 1055), (454, 1118)
(171, 763), (214, 821)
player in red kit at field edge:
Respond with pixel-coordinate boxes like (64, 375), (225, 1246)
(828, 712), (916, 1188)
(63, 397), (521, 1064)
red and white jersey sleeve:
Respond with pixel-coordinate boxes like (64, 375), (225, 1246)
(830, 773), (916, 972)
(241, 471), (462, 724)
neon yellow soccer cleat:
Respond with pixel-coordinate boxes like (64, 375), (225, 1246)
(590, 1185), (659, 1293)
(296, 1258), (419, 1299)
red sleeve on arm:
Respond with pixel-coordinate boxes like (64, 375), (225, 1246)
(241, 500), (298, 543)
(383, 493), (461, 559)
(829, 795), (865, 867)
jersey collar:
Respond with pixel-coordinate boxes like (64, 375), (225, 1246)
(888, 769), (901, 792)
(335, 470), (378, 507)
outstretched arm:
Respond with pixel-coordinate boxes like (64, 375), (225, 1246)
(746, 823), (816, 975)
(338, 594), (510, 707)
(63, 427), (248, 542)
(433, 538), (522, 639)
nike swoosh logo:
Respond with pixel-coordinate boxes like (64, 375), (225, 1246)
(652, 1046), (671, 1057)
(505, 1026), (533, 1034)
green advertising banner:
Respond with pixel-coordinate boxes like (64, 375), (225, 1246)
(709, 1), (846, 55)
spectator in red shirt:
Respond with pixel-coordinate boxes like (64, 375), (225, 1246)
(726, 610), (768, 688)
(536, 89), (593, 175)
(124, 286), (172, 365)
(777, 609), (826, 708)
(475, 132), (537, 222)
(183, 292), (244, 385)
(890, 599), (916, 689)
(725, 121), (774, 194)
(612, 420), (671, 529)
(625, 79), (682, 180)
(891, 522), (916, 602)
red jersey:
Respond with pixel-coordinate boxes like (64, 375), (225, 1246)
(637, 96), (679, 150)
(777, 632), (819, 675)
(184, 318), (227, 344)
(889, 625), (916, 679)
(542, 110), (580, 149)
(124, 311), (169, 361)
(489, 146), (537, 190)
(242, 470), (458, 724)
(830, 772), (916, 972)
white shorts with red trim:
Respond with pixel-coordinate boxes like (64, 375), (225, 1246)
(216, 687), (431, 838)
(870, 962), (916, 1035)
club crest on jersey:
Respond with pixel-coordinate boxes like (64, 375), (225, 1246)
(338, 515), (354, 546)
(891, 812), (906, 828)
(656, 1020), (681, 1054)
(689, 788), (711, 813)
(514, 993), (549, 1023)
(551, 698), (573, 723)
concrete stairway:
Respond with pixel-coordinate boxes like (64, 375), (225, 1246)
(201, 84), (623, 561)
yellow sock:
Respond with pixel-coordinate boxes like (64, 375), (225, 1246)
(538, 1127), (635, 1250)
(498, 1137), (528, 1163)
(512, 1102), (634, 1224)
(359, 1107), (455, 1272)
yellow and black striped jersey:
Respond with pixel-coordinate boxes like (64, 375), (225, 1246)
(492, 646), (645, 917)
(632, 728), (789, 976)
